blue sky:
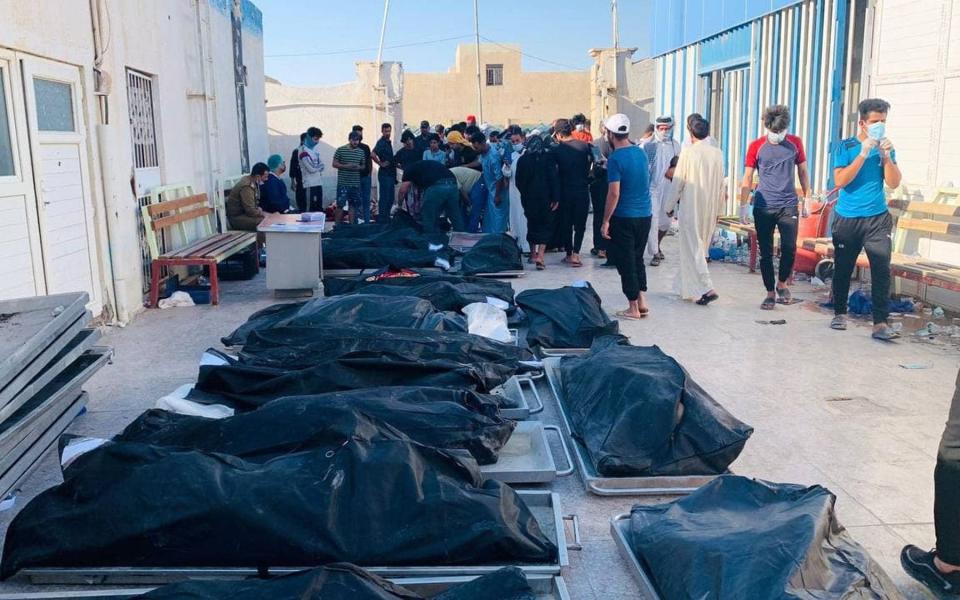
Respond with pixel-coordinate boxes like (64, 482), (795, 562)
(257, 0), (653, 87)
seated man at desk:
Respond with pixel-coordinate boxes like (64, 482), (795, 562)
(226, 162), (269, 231)
(259, 154), (291, 214)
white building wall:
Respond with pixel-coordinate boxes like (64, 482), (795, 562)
(0, 0), (267, 323)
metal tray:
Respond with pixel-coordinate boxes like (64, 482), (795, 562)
(0, 574), (569, 600)
(491, 372), (545, 420)
(0, 391), (87, 500)
(0, 293), (89, 397)
(610, 513), (661, 600)
(480, 421), (573, 483)
(542, 357), (720, 496)
(447, 231), (488, 251)
(18, 491), (577, 584)
(0, 327), (100, 427)
(537, 347), (589, 358)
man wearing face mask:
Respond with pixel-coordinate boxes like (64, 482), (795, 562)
(571, 113), (593, 142)
(503, 127), (530, 254)
(740, 105), (811, 310)
(829, 98), (902, 340)
(298, 127), (325, 212)
(643, 116), (682, 266)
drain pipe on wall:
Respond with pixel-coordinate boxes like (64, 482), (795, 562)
(89, 0), (128, 324)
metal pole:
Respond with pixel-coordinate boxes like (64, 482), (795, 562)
(373, 0), (390, 128)
(612, 0), (619, 49)
(474, 0), (484, 123)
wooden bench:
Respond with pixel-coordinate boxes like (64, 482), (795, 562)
(800, 195), (960, 291)
(142, 193), (257, 307)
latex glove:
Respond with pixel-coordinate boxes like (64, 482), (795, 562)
(879, 138), (894, 158)
(859, 137), (879, 158)
(738, 203), (751, 224)
(390, 204), (400, 216)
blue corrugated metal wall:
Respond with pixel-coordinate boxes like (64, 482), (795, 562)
(654, 0), (853, 212)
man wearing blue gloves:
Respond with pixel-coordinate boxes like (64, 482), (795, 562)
(829, 98), (902, 341)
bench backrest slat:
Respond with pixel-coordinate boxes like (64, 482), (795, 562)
(141, 190), (215, 260)
(150, 206), (215, 232)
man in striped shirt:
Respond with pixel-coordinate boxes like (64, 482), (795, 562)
(332, 131), (366, 224)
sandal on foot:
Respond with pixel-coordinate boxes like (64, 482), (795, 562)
(696, 293), (719, 306)
(872, 326), (901, 341)
(830, 315), (847, 330)
(535, 261), (545, 270)
(650, 256), (662, 267)
(615, 309), (644, 321)
(776, 287), (793, 304)
(761, 297), (776, 310)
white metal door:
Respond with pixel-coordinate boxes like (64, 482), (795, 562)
(0, 50), (44, 300)
(21, 56), (101, 308)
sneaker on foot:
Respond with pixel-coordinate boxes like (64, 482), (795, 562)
(830, 315), (847, 330)
(901, 545), (960, 596)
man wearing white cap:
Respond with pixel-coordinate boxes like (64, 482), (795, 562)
(600, 113), (654, 320)
(643, 116), (682, 266)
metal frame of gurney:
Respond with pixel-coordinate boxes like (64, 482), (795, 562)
(14, 491), (579, 585)
(1, 348), (113, 499)
(491, 371), (545, 420)
(542, 358), (719, 496)
(0, 574), (570, 600)
(480, 420), (574, 483)
(609, 513), (661, 600)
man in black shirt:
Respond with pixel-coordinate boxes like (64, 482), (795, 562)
(414, 120), (432, 156)
(371, 122), (396, 223)
(394, 130), (419, 170)
(396, 160), (464, 233)
(351, 125), (373, 223)
(289, 133), (306, 213)
(552, 118), (594, 266)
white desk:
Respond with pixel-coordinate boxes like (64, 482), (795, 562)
(257, 214), (327, 296)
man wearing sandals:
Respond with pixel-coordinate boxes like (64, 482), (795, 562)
(829, 98), (902, 340)
(599, 114), (652, 320)
(739, 105), (811, 310)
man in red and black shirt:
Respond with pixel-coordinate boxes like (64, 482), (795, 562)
(739, 105), (811, 310)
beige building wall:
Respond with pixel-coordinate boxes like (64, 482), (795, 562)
(265, 62), (403, 201)
(405, 44), (590, 127)
(588, 48), (655, 140)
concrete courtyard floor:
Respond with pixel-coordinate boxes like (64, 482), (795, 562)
(1, 229), (958, 599)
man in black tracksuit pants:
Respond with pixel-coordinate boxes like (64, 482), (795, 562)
(828, 98), (902, 341)
(901, 369), (960, 595)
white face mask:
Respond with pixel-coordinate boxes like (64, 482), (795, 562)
(575, 123), (584, 131)
(766, 130), (787, 144)
(512, 143), (523, 152)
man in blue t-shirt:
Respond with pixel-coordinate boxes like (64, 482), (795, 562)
(599, 113), (652, 320)
(829, 98), (902, 340)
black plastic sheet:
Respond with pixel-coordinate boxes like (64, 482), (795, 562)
(117, 387), (516, 465)
(324, 268), (515, 312)
(134, 565), (537, 600)
(191, 354), (521, 411)
(628, 475), (903, 599)
(516, 284), (619, 349)
(321, 216), (455, 270)
(222, 295), (464, 347)
(2, 432), (557, 577)
(558, 337), (752, 476)
(237, 325), (533, 370)
(458, 234), (523, 275)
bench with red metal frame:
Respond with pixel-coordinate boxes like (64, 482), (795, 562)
(142, 193), (257, 307)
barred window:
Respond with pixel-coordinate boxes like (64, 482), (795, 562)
(485, 64), (503, 86)
(126, 70), (159, 169)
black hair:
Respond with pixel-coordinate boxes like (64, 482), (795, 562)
(469, 131), (487, 145)
(352, 124), (363, 131)
(381, 122), (392, 130)
(554, 118), (573, 136)
(687, 113), (710, 140)
(762, 105), (791, 132)
(299, 132), (306, 143)
(858, 98), (890, 120)
(457, 121), (467, 129)
(489, 130), (501, 140)
(348, 131), (361, 141)
(400, 129), (415, 143)
(668, 155), (679, 169)
(464, 125), (480, 136)
(251, 162), (269, 176)
(420, 120), (430, 128)
(306, 126), (322, 138)
(428, 133), (441, 144)
(571, 113), (587, 125)
(644, 124), (655, 134)
(610, 131), (629, 141)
